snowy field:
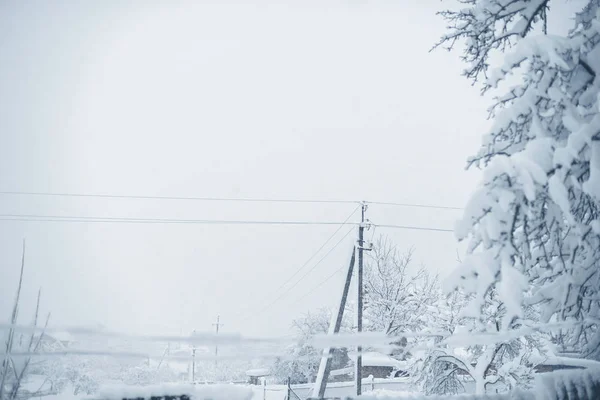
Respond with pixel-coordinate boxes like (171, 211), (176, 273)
(16, 366), (600, 400)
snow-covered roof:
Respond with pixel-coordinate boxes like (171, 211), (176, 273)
(330, 367), (353, 376)
(245, 368), (270, 377)
(170, 348), (193, 357)
(166, 360), (189, 374)
(44, 331), (75, 343)
(188, 346), (211, 353)
(350, 352), (406, 368)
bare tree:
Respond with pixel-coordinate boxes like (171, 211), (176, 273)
(1, 241), (49, 400)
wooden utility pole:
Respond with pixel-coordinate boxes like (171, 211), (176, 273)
(213, 316), (223, 367)
(192, 329), (197, 383)
(192, 348), (196, 382)
(312, 249), (356, 398)
(355, 202), (367, 396)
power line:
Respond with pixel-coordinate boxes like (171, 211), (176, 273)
(265, 226), (356, 303)
(368, 201), (463, 210)
(374, 223), (454, 233)
(0, 214), (455, 232)
(233, 206), (360, 319)
(0, 190), (462, 211)
(296, 248), (354, 303)
(0, 214), (358, 226)
(241, 226), (356, 320)
(266, 206), (360, 294)
(0, 190), (359, 205)
(297, 230), (453, 303)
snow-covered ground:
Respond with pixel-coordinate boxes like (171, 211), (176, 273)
(246, 378), (423, 400)
(19, 366), (600, 400)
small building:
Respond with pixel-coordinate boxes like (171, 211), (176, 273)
(38, 331), (76, 351)
(331, 351), (409, 381)
(245, 368), (270, 385)
(360, 351), (409, 378)
(168, 348), (195, 382)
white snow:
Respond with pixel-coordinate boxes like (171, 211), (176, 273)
(245, 368), (270, 377)
(349, 352), (407, 369)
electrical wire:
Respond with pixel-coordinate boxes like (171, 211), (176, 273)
(240, 226), (356, 320)
(295, 263), (349, 303)
(0, 190), (359, 205)
(232, 205), (360, 318)
(0, 215), (455, 232)
(368, 201), (463, 210)
(266, 206), (359, 294)
(0, 214), (357, 226)
(0, 191), (462, 211)
(374, 223), (454, 232)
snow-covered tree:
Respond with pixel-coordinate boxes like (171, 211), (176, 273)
(412, 289), (546, 395)
(362, 236), (443, 366)
(437, 0), (600, 394)
(364, 237), (441, 341)
(270, 308), (352, 384)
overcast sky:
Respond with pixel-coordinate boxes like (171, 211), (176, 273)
(0, 0), (499, 340)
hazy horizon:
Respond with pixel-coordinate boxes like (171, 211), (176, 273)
(2, 1), (490, 339)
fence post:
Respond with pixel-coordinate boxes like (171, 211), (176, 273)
(286, 377), (291, 400)
(262, 377), (266, 400)
(369, 375), (375, 392)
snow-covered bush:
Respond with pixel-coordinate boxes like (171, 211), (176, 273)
(122, 363), (178, 387)
(414, 349), (467, 396)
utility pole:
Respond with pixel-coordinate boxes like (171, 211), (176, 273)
(212, 316), (223, 368)
(192, 329), (196, 383)
(355, 202), (367, 396)
(192, 348), (196, 382)
(312, 249), (356, 398)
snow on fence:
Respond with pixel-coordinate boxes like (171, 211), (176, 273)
(288, 377), (415, 399)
